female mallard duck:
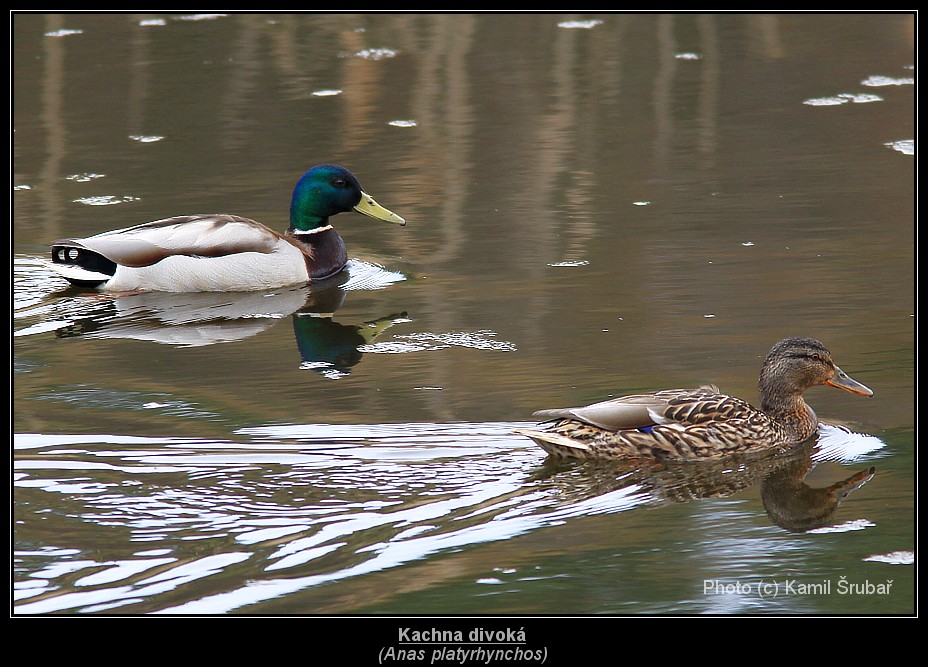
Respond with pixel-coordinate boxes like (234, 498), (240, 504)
(50, 164), (405, 292)
(516, 337), (873, 461)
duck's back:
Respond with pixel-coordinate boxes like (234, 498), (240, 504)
(51, 215), (316, 292)
(519, 386), (793, 461)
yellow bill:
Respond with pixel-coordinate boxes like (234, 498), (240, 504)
(355, 191), (406, 226)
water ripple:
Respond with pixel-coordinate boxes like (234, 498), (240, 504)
(12, 423), (648, 613)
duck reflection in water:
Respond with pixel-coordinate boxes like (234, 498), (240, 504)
(760, 446), (875, 533)
(51, 271), (410, 378)
(533, 429), (879, 533)
(291, 286), (409, 379)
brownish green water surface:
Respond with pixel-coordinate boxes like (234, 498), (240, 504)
(13, 12), (914, 618)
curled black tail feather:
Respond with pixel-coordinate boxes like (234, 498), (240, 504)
(51, 244), (117, 287)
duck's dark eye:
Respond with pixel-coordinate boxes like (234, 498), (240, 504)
(332, 177), (348, 188)
(808, 353), (832, 366)
(793, 351), (826, 365)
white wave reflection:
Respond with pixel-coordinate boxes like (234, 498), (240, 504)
(15, 552), (251, 614)
(157, 475), (648, 614)
(14, 422), (655, 613)
(13, 421), (889, 614)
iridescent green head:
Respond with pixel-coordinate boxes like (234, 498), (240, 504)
(289, 164), (405, 233)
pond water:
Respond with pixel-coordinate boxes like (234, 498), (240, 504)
(13, 12), (914, 620)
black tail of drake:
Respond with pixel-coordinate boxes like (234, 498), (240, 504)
(51, 241), (116, 288)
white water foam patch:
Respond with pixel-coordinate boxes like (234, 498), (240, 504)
(884, 139), (913, 155)
(862, 551), (914, 565)
(807, 519), (876, 534)
(803, 93), (883, 106)
(860, 75), (914, 87)
(73, 195), (140, 206)
(557, 20), (603, 29)
(354, 48), (398, 61)
(44, 29), (83, 37)
(547, 260), (589, 267)
(129, 135), (164, 143)
(341, 260), (407, 291)
(361, 330), (516, 354)
(175, 14), (228, 21)
(812, 423), (886, 463)
(66, 173), (105, 182)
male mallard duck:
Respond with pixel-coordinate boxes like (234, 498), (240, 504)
(516, 337), (873, 461)
(50, 164), (405, 292)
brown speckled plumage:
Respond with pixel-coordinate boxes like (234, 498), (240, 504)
(517, 338), (873, 462)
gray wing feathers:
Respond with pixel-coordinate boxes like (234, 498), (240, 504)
(533, 394), (673, 431)
(531, 386), (724, 432)
(54, 215), (284, 268)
